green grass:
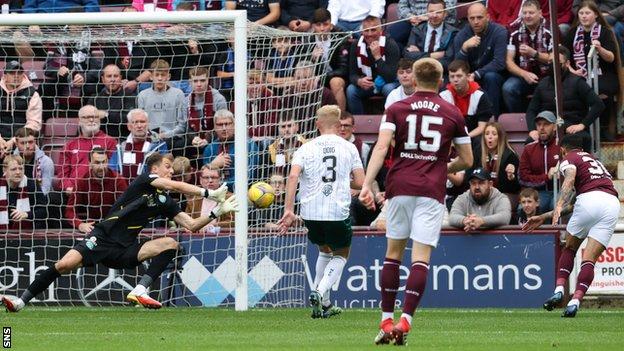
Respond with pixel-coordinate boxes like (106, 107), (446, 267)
(2, 307), (624, 350)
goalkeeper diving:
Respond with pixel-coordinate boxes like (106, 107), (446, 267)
(2, 153), (239, 311)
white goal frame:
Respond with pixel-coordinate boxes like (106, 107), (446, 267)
(0, 10), (250, 311)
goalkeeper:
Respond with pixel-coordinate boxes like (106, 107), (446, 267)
(2, 153), (238, 311)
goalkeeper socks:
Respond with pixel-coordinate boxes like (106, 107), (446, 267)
(572, 260), (595, 301)
(556, 247), (576, 286)
(316, 255), (347, 297)
(380, 258), (401, 314)
(21, 266), (61, 304)
(143, 249), (177, 285)
(314, 252), (332, 290)
(401, 261), (429, 317)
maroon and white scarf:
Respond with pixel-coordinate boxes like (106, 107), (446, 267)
(0, 176), (29, 230)
(518, 18), (550, 76)
(188, 89), (215, 139)
(356, 35), (386, 77)
(121, 136), (152, 180)
(573, 22), (602, 78)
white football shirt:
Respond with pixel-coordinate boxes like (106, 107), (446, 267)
(291, 134), (363, 221)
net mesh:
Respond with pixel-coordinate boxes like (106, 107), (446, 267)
(0, 18), (349, 308)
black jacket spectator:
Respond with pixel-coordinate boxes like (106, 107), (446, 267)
(280, 0), (328, 26)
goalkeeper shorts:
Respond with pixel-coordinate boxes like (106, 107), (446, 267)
(73, 228), (143, 269)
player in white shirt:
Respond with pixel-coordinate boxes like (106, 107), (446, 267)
(279, 105), (365, 319)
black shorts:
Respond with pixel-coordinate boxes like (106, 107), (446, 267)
(304, 217), (353, 250)
(73, 228), (143, 269)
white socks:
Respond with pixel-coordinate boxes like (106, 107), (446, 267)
(400, 313), (413, 326)
(130, 284), (147, 296)
(554, 286), (564, 295)
(568, 298), (580, 307)
(382, 312), (394, 322)
(314, 252), (332, 289)
(316, 256), (347, 298)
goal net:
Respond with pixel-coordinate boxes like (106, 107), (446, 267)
(0, 11), (348, 310)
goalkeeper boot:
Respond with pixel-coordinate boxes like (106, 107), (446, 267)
(309, 291), (323, 319)
(562, 299), (579, 318)
(374, 318), (394, 345)
(390, 317), (411, 346)
(1, 297), (24, 313)
(543, 291), (563, 311)
(127, 292), (162, 310)
(322, 304), (342, 318)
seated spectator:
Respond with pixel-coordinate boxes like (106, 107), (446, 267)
(503, 0), (553, 113)
(279, 0), (327, 32)
(170, 156), (197, 213)
(0, 60), (42, 154)
(517, 187), (541, 226)
(564, 1), (622, 140)
(250, 173), (287, 229)
(185, 166), (233, 230)
(188, 66), (228, 149)
(448, 167), (512, 231)
(339, 112), (370, 166)
(137, 59), (189, 156)
(327, 0), (385, 33)
(403, 0), (458, 69)
(473, 122), (521, 198)
(310, 8), (350, 111)
(268, 115), (307, 176)
(440, 60), (493, 140)
(526, 45), (604, 151)
(389, 0), (458, 51)
(540, 0), (574, 36)
(11, 127), (54, 195)
(109, 109), (169, 181)
(59, 105), (117, 194)
(247, 70), (280, 138)
(487, 0), (523, 29)
(203, 109), (260, 189)
(89, 64), (137, 138)
(347, 16), (400, 114)
(0, 155), (47, 231)
(385, 58), (415, 109)
(266, 31), (298, 89)
(22, 0), (100, 13)
(519, 110), (560, 213)
(453, 3), (508, 117)
(225, 0), (280, 26)
(65, 147), (128, 234)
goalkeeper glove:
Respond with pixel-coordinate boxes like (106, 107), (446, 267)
(204, 183), (228, 203)
(211, 196), (240, 218)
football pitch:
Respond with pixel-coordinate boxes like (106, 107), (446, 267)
(2, 307), (624, 350)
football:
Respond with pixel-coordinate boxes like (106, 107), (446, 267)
(248, 181), (275, 208)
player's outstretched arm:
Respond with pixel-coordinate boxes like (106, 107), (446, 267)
(448, 142), (473, 174)
(173, 196), (239, 232)
(522, 202), (574, 232)
(360, 129), (393, 210)
(151, 177), (228, 202)
(277, 165), (302, 234)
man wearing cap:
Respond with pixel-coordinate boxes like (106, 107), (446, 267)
(519, 110), (560, 214)
(0, 60), (42, 156)
(448, 167), (512, 232)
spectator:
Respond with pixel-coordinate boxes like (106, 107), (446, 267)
(267, 115), (307, 176)
(572, 0), (621, 14)
(65, 147), (128, 234)
(525, 45), (604, 151)
(11, 127), (54, 195)
(385, 59), (415, 109)
(503, 0), (553, 113)
(170, 156), (197, 213)
(0, 155), (47, 231)
(225, 0), (281, 26)
(390, 0), (458, 50)
(601, 3), (624, 59)
(327, 0), (385, 33)
(172, 0), (222, 10)
(187, 66), (228, 149)
(266, 31), (299, 89)
(185, 165), (234, 229)
(439, 60), (493, 140)
(339, 112), (370, 166)
(448, 167), (512, 231)
(247, 69), (280, 138)
(22, 0), (100, 13)
(517, 187), (540, 226)
(347, 16), (400, 114)
(540, 0), (574, 36)
(453, 3), (508, 117)
(519, 110), (560, 213)
(250, 173), (287, 229)
(564, 0), (622, 140)
(0, 60), (42, 153)
(109, 109), (169, 181)
(89, 64), (137, 139)
(473, 122), (521, 198)
(310, 8), (350, 111)
(137, 59), (189, 156)
(280, 0), (328, 32)
(487, 0), (523, 29)
(403, 0), (458, 69)
(203, 109), (260, 189)
(58, 105), (117, 195)
(215, 36), (235, 101)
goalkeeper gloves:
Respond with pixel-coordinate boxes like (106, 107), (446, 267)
(211, 196), (240, 218)
(204, 183), (228, 203)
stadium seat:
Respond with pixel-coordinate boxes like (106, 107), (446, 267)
(41, 118), (80, 146)
(386, 3), (399, 24)
(353, 114), (383, 143)
(498, 113), (528, 156)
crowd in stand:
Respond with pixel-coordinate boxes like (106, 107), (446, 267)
(0, 0), (622, 233)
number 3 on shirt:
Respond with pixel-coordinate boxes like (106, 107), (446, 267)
(404, 114), (442, 152)
(322, 155), (337, 182)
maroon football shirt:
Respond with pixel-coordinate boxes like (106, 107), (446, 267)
(381, 91), (471, 203)
(559, 150), (618, 197)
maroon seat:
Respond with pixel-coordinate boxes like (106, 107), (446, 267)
(498, 113), (528, 156)
(41, 118), (79, 148)
(386, 3), (399, 24)
(353, 114), (383, 143)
